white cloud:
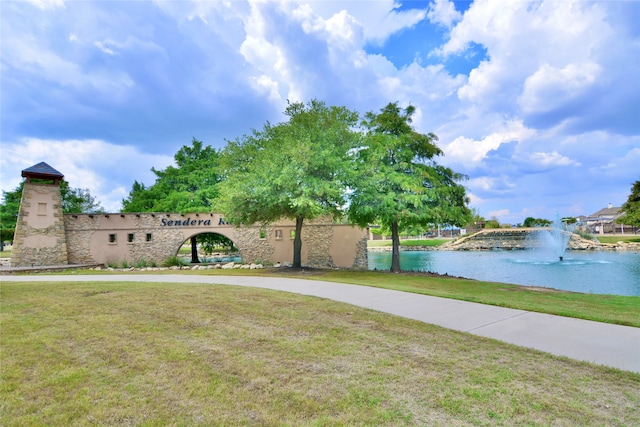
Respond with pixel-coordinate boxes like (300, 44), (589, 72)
(303, 0), (428, 45)
(94, 40), (117, 55)
(3, 34), (134, 93)
(437, 0), (614, 116)
(527, 151), (580, 168)
(24, 0), (65, 10)
(467, 176), (516, 195)
(487, 209), (510, 220)
(427, 0), (461, 28)
(594, 148), (640, 178)
(0, 139), (173, 212)
(444, 120), (536, 168)
(519, 63), (601, 115)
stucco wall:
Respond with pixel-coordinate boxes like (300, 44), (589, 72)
(62, 213), (368, 269)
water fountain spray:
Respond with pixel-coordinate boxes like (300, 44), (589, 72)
(549, 212), (572, 261)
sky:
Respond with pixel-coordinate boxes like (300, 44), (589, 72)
(1, 0), (639, 224)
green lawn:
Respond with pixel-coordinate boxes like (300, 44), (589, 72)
(43, 267), (640, 327)
(597, 235), (640, 244)
(2, 280), (638, 426)
(273, 269), (640, 328)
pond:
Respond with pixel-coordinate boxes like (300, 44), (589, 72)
(368, 250), (640, 297)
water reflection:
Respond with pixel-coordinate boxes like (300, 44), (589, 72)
(368, 250), (640, 296)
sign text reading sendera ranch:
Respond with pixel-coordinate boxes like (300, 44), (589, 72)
(160, 217), (229, 227)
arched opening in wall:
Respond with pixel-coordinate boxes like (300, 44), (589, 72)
(177, 232), (241, 264)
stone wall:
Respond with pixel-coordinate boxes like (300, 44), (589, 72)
(64, 213), (235, 266)
(232, 225), (274, 265)
(61, 213), (368, 269)
(441, 228), (599, 251)
(11, 183), (68, 267)
(304, 224), (334, 268)
(351, 236), (370, 269)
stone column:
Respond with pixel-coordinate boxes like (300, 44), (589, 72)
(10, 182), (69, 267)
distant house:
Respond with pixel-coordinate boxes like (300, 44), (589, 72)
(584, 204), (635, 234)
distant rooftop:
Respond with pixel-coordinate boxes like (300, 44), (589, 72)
(588, 205), (622, 219)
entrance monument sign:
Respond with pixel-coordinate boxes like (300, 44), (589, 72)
(11, 163), (368, 269)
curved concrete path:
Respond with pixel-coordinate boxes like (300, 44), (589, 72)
(2, 274), (639, 373)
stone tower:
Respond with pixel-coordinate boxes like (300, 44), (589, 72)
(10, 162), (69, 267)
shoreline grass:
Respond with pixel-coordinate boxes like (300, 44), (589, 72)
(2, 280), (639, 426)
(596, 235), (640, 244)
(286, 269), (640, 328)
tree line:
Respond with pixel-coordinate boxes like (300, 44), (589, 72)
(3, 99), (638, 272)
(123, 100), (473, 272)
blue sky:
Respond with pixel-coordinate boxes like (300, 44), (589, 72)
(1, 0), (639, 224)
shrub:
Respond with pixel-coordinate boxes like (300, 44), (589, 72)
(575, 229), (595, 241)
(162, 256), (188, 267)
(135, 259), (149, 269)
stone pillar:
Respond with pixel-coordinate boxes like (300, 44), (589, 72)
(10, 164), (69, 267)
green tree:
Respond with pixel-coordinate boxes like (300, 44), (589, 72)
(0, 185), (22, 250)
(122, 138), (230, 262)
(347, 102), (470, 273)
(468, 207), (486, 230)
(523, 217), (551, 227)
(122, 138), (221, 213)
(0, 181), (104, 250)
(484, 219), (501, 229)
(618, 180), (640, 227)
(217, 99), (360, 268)
(60, 181), (104, 214)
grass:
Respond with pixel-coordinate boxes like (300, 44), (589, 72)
(0, 249), (10, 258)
(368, 239), (449, 248)
(2, 280), (639, 426)
(597, 235), (640, 244)
(42, 267), (640, 327)
(282, 270), (640, 328)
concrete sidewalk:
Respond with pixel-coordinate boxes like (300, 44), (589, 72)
(2, 274), (639, 372)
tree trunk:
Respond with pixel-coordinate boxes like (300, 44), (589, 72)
(190, 236), (200, 264)
(390, 221), (401, 273)
(293, 215), (304, 268)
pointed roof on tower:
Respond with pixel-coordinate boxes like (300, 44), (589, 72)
(21, 162), (64, 184)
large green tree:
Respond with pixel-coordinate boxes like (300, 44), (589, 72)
(348, 102), (471, 273)
(122, 138), (230, 262)
(618, 180), (640, 227)
(217, 99), (360, 268)
(0, 181), (104, 250)
(122, 138), (221, 213)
